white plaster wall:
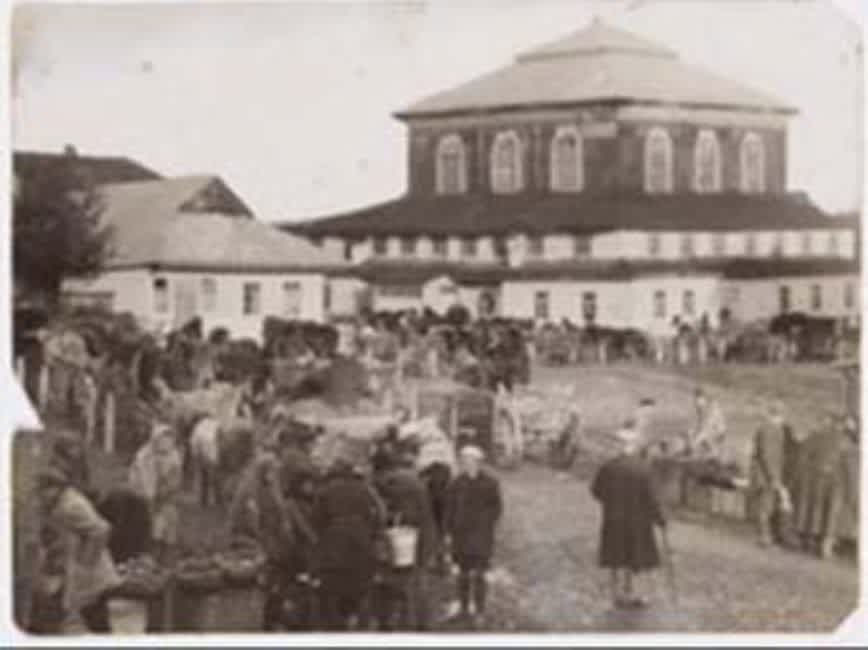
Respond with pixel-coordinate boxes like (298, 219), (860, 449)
(62, 268), (156, 324)
(628, 274), (721, 335)
(723, 274), (861, 322)
(352, 239), (374, 264)
(328, 276), (368, 317)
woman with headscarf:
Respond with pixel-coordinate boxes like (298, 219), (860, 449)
(312, 446), (385, 631)
(226, 452), (299, 630)
(49, 432), (92, 499)
(32, 466), (121, 634)
(129, 422), (182, 564)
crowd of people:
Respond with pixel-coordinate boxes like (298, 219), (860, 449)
(26, 399), (505, 634)
(19, 306), (859, 634)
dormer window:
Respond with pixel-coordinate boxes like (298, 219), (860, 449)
(461, 237), (477, 258)
(680, 233), (695, 258)
(644, 127), (673, 194)
(436, 134), (467, 195)
(373, 237), (388, 256)
(528, 235), (544, 257)
(400, 236), (416, 256)
(550, 126), (584, 192)
(693, 129), (722, 193)
(491, 131), (523, 194)
(647, 233), (662, 257)
(740, 132), (766, 193)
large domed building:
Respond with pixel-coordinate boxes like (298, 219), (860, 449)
(284, 19), (859, 332)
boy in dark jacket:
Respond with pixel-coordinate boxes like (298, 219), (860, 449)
(444, 445), (502, 625)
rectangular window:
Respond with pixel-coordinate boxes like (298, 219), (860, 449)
(528, 236), (544, 258)
(243, 282), (261, 316)
(574, 235), (592, 258)
(653, 290), (666, 319)
(400, 236), (416, 256)
(779, 286), (791, 313)
(283, 281), (302, 318)
(582, 291), (597, 322)
(711, 233), (726, 257)
(379, 284), (423, 299)
(744, 233), (757, 256)
(801, 231), (812, 256)
(153, 277), (169, 314)
(827, 232), (839, 256)
(432, 236), (448, 258)
(680, 233), (695, 258)
(844, 282), (855, 309)
(682, 290), (695, 317)
(648, 233), (661, 257)
(461, 237), (477, 257)
(534, 291), (549, 320)
(201, 277), (217, 313)
(344, 241), (353, 261)
(373, 237), (388, 256)
(811, 284), (822, 312)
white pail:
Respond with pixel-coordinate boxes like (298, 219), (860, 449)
(107, 597), (148, 634)
(386, 526), (419, 568)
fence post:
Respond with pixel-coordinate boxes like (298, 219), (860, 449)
(104, 392), (116, 454)
(37, 364), (49, 412)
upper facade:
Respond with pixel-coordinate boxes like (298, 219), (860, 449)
(395, 19), (794, 198)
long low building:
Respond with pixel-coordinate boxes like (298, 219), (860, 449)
(13, 150), (350, 340)
(284, 19), (861, 332)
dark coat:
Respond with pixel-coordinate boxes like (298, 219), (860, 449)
(445, 471), (502, 561)
(376, 467), (438, 566)
(312, 467), (383, 579)
(591, 454), (664, 572)
(749, 419), (786, 491)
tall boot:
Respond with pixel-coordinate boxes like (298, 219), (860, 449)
(457, 571), (471, 617)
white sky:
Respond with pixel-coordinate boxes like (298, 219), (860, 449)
(11, 0), (864, 221)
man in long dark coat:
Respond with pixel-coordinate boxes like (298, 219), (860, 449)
(748, 399), (788, 548)
(311, 451), (385, 630)
(591, 422), (665, 609)
(444, 445), (502, 625)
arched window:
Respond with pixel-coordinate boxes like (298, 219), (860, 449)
(436, 134), (467, 195)
(550, 126), (584, 192)
(644, 127), (673, 194)
(693, 129), (722, 193)
(739, 132), (766, 193)
(490, 131), (523, 194)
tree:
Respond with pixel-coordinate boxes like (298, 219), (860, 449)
(13, 158), (112, 304)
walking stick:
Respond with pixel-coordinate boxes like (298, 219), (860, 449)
(659, 525), (678, 604)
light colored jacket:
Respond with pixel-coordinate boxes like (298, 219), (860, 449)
(44, 487), (121, 615)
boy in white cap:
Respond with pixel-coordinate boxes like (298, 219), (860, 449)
(444, 445), (502, 626)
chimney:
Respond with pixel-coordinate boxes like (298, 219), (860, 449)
(64, 144), (78, 157)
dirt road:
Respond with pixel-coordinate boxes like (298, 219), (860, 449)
(469, 464), (858, 633)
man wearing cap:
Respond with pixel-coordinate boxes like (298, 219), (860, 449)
(591, 420), (665, 609)
(749, 398), (789, 548)
(444, 445), (503, 626)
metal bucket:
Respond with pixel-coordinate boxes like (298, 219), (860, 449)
(108, 597), (149, 634)
(386, 526), (419, 568)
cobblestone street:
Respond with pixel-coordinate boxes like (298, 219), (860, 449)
(455, 463), (858, 633)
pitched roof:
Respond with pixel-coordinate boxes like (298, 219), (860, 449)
(97, 176), (346, 271)
(397, 19), (795, 118)
(14, 149), (161, 185)
(282, 192), (850, 238)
